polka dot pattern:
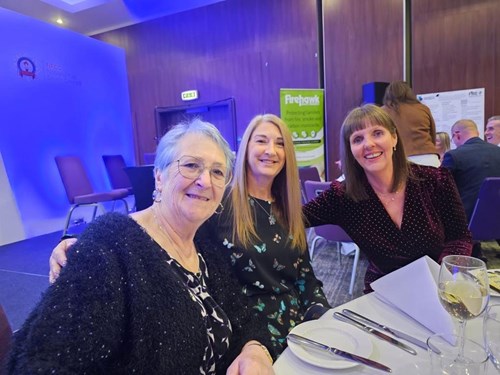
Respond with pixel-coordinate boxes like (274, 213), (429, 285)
(303, 165), (472, 292)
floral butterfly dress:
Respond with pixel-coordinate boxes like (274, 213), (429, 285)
(218, 196), (329, 354)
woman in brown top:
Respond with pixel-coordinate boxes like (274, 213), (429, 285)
(382, 81), (439, 167)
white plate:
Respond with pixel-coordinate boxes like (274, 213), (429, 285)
(287, 319), (373, 369)
(488, 269), (500, 297)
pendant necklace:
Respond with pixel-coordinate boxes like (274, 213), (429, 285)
(250, 196), (276, 225)
(152, 206), (199, 274)
(376, 190), (399, 206)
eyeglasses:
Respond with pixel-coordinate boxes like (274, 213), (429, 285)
(175, 155), (231, 187)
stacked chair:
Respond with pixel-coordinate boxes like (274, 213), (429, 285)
(55, 156), (129, 236)
(102, 154), (133, 195)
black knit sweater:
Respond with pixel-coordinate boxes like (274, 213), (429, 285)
(7, 213), (272, 374)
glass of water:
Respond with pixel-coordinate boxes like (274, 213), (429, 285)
(484, 303), (500, 371)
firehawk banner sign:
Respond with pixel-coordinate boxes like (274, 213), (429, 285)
(280, 89), (325, 179)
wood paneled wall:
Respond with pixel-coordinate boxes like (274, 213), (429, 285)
(322, 0), (404, 178)
(95, 0), (500, 180)
(412, 0), (500, 120)
(94, 0), (319, 161)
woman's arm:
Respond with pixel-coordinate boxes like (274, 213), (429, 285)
(294, 248), (330, 310)
(434, 168), (473, 260)
(226, 341), (274, 375)
(9, 217), (127, 373)
(302, 181), (343, 228)
(196, 237), (277, 371)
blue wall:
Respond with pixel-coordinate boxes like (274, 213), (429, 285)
(0, 8), (134, 240)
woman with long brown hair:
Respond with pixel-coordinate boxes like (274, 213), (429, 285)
(210, 114), (329, 353)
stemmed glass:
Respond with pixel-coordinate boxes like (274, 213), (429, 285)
(484, 304), (500, 370)
(437, 255), (490, 366)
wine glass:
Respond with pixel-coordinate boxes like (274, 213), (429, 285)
(437, 255), (490, 367)
(484, 303), (500, 370)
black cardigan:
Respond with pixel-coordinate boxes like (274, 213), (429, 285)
(8, 213), (272, 374)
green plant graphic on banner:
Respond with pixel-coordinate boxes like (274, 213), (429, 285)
(280, 89), (325, 179)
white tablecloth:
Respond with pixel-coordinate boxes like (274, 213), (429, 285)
(273, 293), (497, 374)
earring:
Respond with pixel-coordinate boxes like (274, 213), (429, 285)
(152, 189), (162, 203)
(393, 145), (397, 152)
(214, 202), (224, 215)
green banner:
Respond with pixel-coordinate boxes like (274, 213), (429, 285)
(280, 88), (325, 179)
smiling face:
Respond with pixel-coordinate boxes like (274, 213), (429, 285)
(155, 133), (226, 228)
(349, 121), (398, 176)
(485, 119), (500, 145)
(246, 121), (285, 183)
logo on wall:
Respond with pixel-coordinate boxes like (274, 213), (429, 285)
(17, 57), (36, 79)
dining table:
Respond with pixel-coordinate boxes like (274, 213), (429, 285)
(273, 291), (498, 374)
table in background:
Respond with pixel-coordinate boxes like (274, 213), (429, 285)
(124, 165), (155, 211)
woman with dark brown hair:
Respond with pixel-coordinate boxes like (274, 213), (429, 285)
(303, 104), (471, 292)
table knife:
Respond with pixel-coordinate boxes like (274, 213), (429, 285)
(342, 309), (428, 350)
(287, 333), (392, 373)
(333, 312), (417, 355)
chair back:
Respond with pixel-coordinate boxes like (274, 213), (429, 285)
(468, 177), (500, 241)
(298, 166), (321, 203)
(304, 180), (352, 242)
(0, 305), (12, 374)
(124, 165), (155, 211)
(55, 156), (94, 204)
(102, 155), (132, 190)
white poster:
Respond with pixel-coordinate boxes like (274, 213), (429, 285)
(417, 88), (485, 145)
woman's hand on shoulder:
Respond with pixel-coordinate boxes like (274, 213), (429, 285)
(226, 341), (275, 375)
(49, 238), (77, 283)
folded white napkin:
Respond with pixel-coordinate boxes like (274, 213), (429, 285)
(370, 255), (454, 335)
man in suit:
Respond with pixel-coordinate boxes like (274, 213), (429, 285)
(485, 115), (500, 146)
(442, 119), (500, 259)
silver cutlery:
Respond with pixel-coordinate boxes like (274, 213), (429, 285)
(287, 333), (392, 373)
(342, 309), (428, 350)
(333, 312), (417, 355)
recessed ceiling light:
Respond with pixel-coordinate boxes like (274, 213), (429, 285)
(40, 0), (112, 13)
(56, 18), (64, 24)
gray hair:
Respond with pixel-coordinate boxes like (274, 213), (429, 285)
(154, 118), (234, 178)
(487, 115), (500, 123)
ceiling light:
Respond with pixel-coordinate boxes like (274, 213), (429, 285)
(56, 18), (64, 24)
(40, 0), (112, 13)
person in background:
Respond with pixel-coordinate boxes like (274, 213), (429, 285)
(382, 81), (439, 167)
(49, 114), (329, 356)
(10, 119), (274, 375)
(303, 104), (472, 292)
(441, 119), (500, 260)
(485, 115), (500, 146)
(435, 131), (451, 162)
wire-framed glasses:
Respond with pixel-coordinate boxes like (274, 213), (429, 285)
(176, 155), (231, 187)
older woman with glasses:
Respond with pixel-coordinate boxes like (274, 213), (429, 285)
(8, 119), (274, 375)
(49, 114), (329, 358)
